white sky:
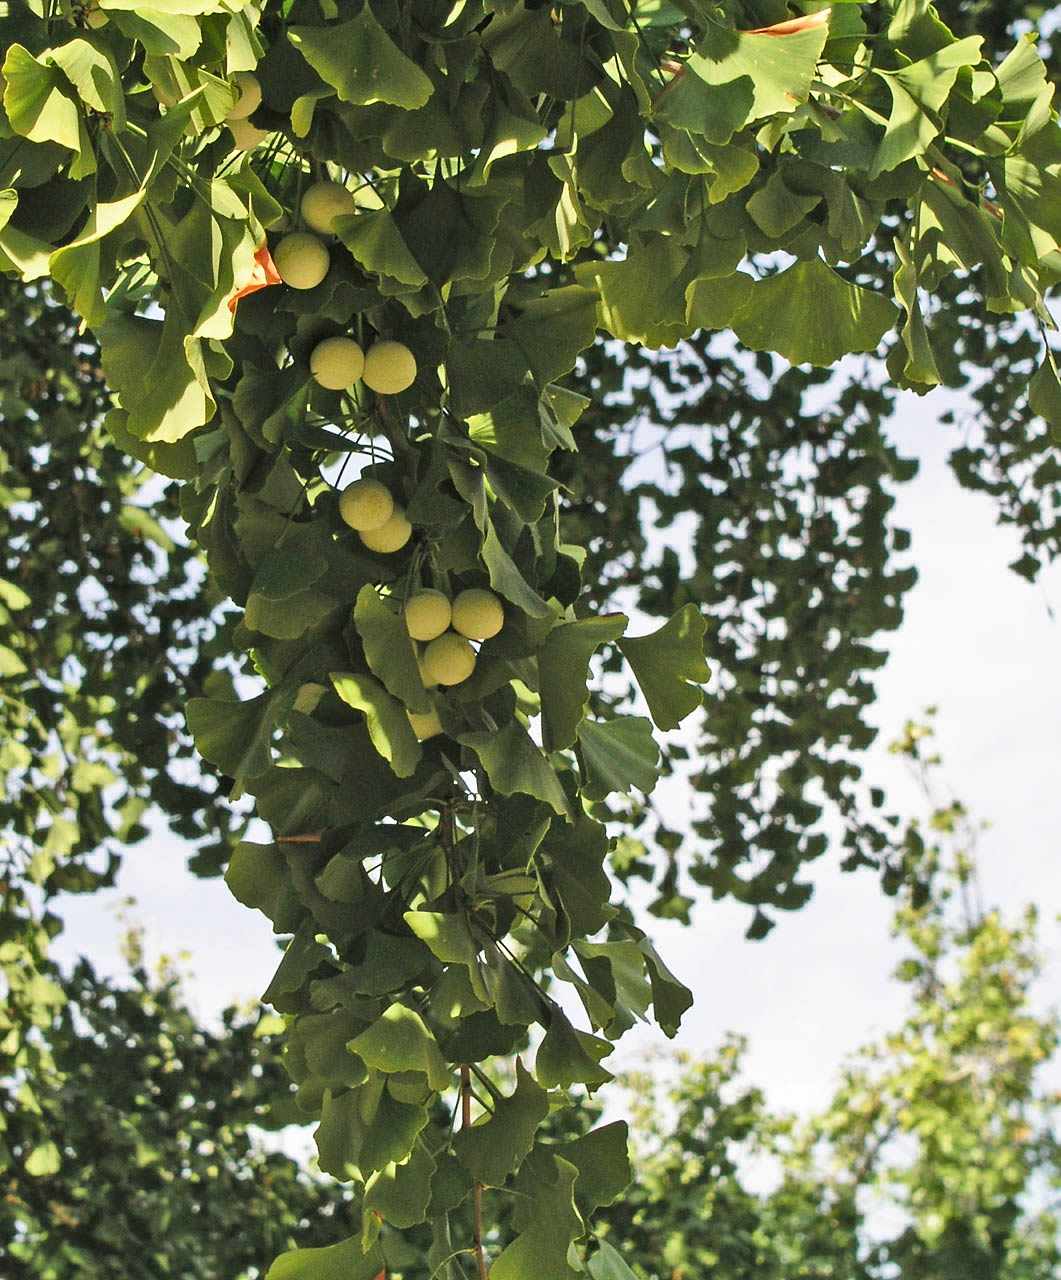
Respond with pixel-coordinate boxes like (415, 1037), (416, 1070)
(52, 387), (1061, 1126)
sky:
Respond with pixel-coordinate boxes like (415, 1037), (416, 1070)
(51, 384), (1061, 1129)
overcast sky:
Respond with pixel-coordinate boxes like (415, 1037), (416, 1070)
(52, 385), (1061, 1125)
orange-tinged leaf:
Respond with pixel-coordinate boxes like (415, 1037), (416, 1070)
(748, 8), (831, 35)
(227, 242), (282, 312)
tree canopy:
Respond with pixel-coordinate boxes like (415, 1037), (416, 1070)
(2, 0), (1061, 1273)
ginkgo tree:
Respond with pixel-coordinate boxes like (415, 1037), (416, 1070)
(3, 0), (1061, 1275)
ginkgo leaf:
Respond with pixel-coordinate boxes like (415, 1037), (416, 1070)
(731, 257), (899, 367)
(618, 605), (710, 731)
(289, 9), (432, 109)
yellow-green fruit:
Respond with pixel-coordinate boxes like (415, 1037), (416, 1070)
(422, 632), (476, 686)
(310, 337), (365, 390)
(417, 655), (438, 689)
(404, 590), (452, 642)
(84, 4), (109, 27)
(359, 507), (412, 553)
(451, 588), (504, 640)
(362, 340), (417, 395)
(407, 707), (444, 741)
(273, 232), (329, 290)
(228, 116), (270, 152)
(300, 180), (357, 236)
(226, 71), (262, 121)
(338, 478), (393, 532)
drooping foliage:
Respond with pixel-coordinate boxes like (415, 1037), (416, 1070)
(5, 731), (1056, 1279)
(2, 0), (1061, 1271)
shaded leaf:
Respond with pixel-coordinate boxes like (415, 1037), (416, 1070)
(577, 717), (660, 800)
(540, 615), (628, 752)
(331, 671), (422, 777)
(731, 257), (899, 368)
(289, 10), (432, 109)
(618, 604), (710, 731)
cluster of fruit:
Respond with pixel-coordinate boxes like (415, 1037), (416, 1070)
(404, 584), (505, 740)
(338, 478), (503, 669)
(251, 157), (502, 735)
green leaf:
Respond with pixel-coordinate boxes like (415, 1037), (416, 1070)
(225, 841), (303, 933)
(292, 1008), (370, 1089)
(1030, 347), (1061, 439)
(588, 1239), (641, 1280)
(104, 408), (198, 480)
(331, 671), (422, 778)
(618, 604), (710, 731)
(577, 717), (660, 800)
(481, 520), (553, 618)
(540, 615), (628, 752)
(637, 933), (693, 1037)
(545, 812), (614, 938)
(353, 584), (430, 715)
(97, 313), (216, 441)
(555, 1122), (631, 1213)
(289, 10), (432, 109)
(25, 1140), (62, 1177)
(186, 690), (274, 784)
(3, 44), (82, 152)
(890, 233), (941, 387)
(654, 17), (830, 143)
(316, 1083), (430, 1179)
(49, 37), (126, 126)
(492, 1156), (584, 1280)
(871, 37), (984, 176)
(0, 219), (53, 281)
(452, 1059), (549, 1186)
(265, 1236), (385, 1280)
(460, 719), (572, 817)
(503, 285), (600, 386)
(111, 7), (203, 58)
(731, 257), (899, 368)
(577, 233), (748, 347)
(403, 910), (489, 1002)
(336, 208), (429, 295)
(536, 1008), (613, 1089)
(363, 1137), (436, 1229)
(244, 589), (337, 639)
(746, 168), (821, 239)
(347, 1004), (452, 1092)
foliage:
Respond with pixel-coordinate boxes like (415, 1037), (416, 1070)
(0, 277), (244, 894)
(4, 731), (1056, 1279)
(597, 728), (1061, 1279)
(2, 0), (1061, 1271)
(1, 923), (355, 1278)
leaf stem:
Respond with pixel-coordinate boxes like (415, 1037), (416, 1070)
(461, 1065), (490, 1280)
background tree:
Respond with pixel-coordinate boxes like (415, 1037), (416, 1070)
(597, 724), (1061, 1279)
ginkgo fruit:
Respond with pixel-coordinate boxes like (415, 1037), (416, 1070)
(225, 71), (262, 121)
(407, 707), (443, 741)
(422, 632), (476, 686)
(359, 507), (412, 553)
(417, 655), (438, 689)
(404, 591), (452, 642)
(300, 180), (357, 236)
(362, 341), (417, 395)
(338, 479), (393, 531)
(273, 232), (329, 290)
(228, 117), (270, 152)
(310, 337), (365, 390)
(84, 3), (108, 27)
(451, 588), (504, 640)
